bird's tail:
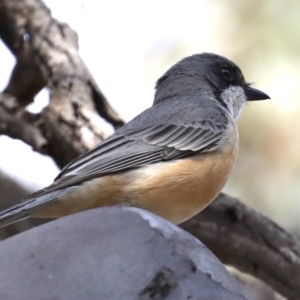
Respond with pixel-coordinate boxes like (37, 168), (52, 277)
(0, 202), (31, 228)
(0, 189), (67, 228)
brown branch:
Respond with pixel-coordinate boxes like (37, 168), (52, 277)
(0, 93), (48, 153)
(0, 0), (124, 168)
(181, 193), (300, 300)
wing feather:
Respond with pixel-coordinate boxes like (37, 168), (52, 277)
(27, 99), (229, 199)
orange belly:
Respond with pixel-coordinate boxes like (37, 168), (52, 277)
(35, 144), (237, 224)
(124, 149), (237, 224)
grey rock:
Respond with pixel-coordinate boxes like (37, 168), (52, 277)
(0, 206), (247, 300)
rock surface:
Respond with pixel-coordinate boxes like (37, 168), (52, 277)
(0, 207), (247, 300)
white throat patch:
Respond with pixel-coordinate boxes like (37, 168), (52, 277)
(220, 86), (247, 120)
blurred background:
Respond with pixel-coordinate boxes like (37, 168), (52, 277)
(0, 0), (299, 233)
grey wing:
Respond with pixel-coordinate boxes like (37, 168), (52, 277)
(0, 99), (230, 227)
(25, 99), (229, 197)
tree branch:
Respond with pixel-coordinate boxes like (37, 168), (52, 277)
(0, 93), (48, 153)
(181, 193), (300, 300)
(0, 0), (124, 168)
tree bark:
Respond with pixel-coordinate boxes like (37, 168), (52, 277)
(0, 0), (124, 168)
(0, 0), (299, 299)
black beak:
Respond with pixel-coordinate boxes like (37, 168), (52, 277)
(244, 86), (270, 101)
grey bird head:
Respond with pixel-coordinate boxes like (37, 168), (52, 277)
(154, 53), (270, 119)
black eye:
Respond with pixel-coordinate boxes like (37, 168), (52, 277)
(221, 68), (233, 81)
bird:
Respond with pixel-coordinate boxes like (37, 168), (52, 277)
(0, 53), (270, 227)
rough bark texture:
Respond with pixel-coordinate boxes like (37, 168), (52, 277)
(0, 0), (299, 299)
(0, 0), (124, 168)
(0, 93), (48, 153)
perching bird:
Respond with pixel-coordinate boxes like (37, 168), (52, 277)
(0, 53), (270, 227)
